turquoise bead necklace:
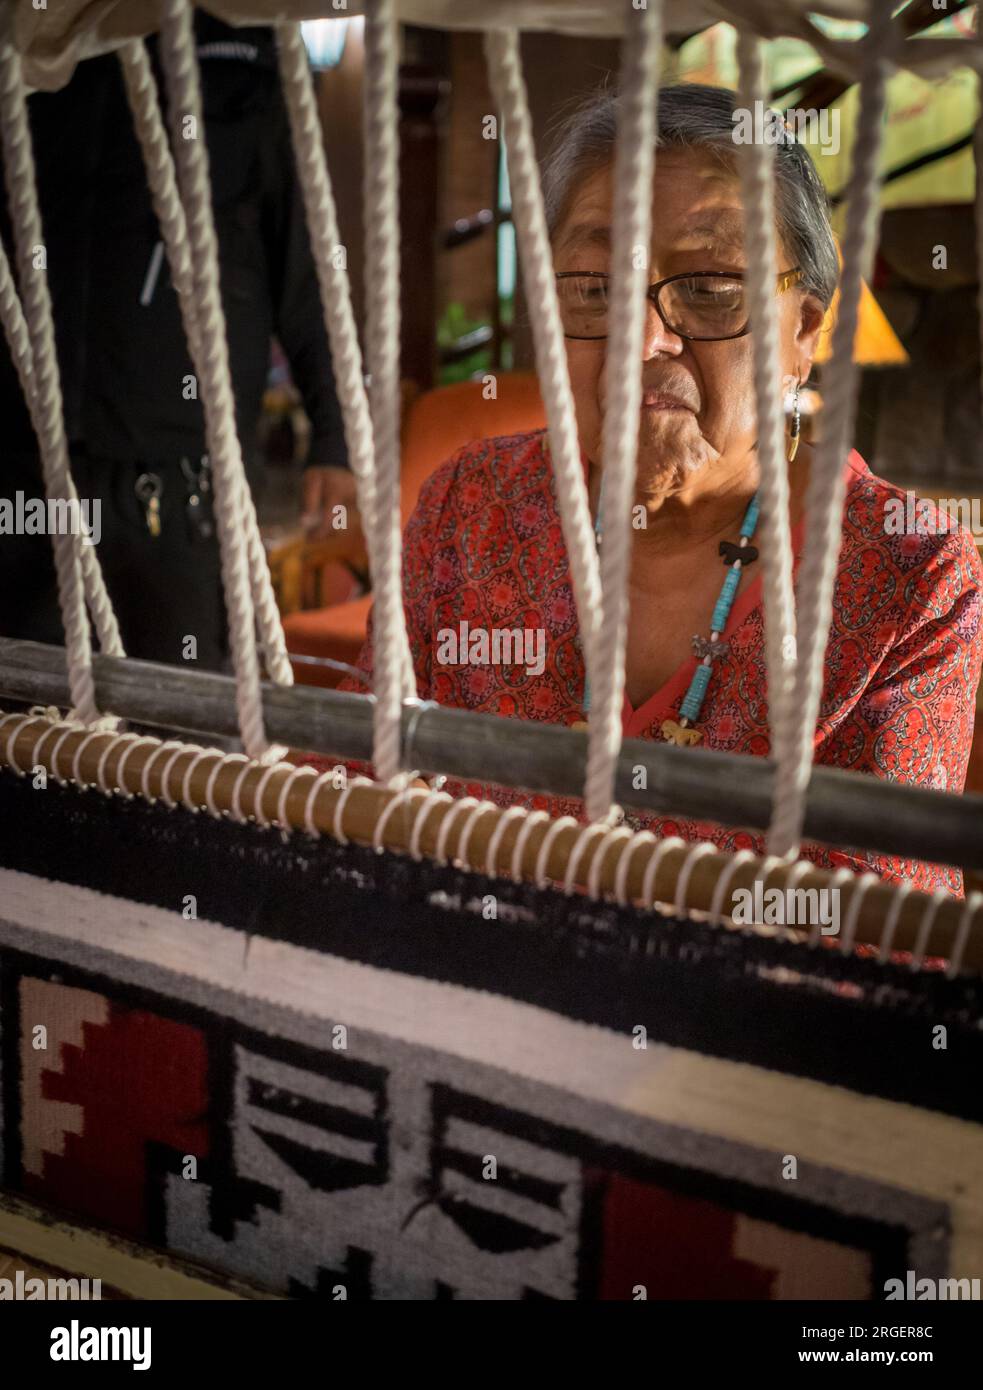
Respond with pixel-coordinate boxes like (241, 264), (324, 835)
(662, 490), (759, 745)
(579, 490), (760, 746)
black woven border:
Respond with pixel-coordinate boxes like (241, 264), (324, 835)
(2, 771), (982, 1123)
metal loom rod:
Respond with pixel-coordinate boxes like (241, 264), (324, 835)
(0, 636), (980, 870)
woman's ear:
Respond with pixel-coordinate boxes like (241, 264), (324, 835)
(794, 292), (827, 377)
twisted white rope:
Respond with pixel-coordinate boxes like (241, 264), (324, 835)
(372, 783), (427, 851)
(0, 230), (123, 661)
(114, 735), (159, 797)
(839, 870), (878, 953)
(0, 41), (100, 723)
(409, 788), (453, 861)
(613, 828), (656, 905)
(302, 768), (338, 835)
(251, 760), (290, 827)
(779, 857), (814, 895)
(278, 23), (420, 758)
(948, 890), (982, 979)
(562, 819), (612, 895)
(138, 738), (187, 802)
(453, 799), (495, 869)
(641, 834), (685, 908)
(586, 823), (634, 900)
(509, 808), (551, 882)
(70, 728), (115, 789)
(117, 38), (293, 693)
(204, 752), (234, 817)
(274, 26), (382, 581)
(363, 0), (417, 783)
(770, 0), (893, 857)
(975, 73), (983, 467)
(332, 774), (374, 844)
(157, 743), (189, 808)
(673, 840), (716, 917)
(47, 724), (80, 784)
(534, 814), (579, 888)
(483, 29), (603, 743)
(910, 887), (948, 971)
(734, 34), (799, 857)
(156, 0), (273, 762)
(807, 860), (845, 946)
(709, 847), (756, 923)
(433, 794), (480, 865)
(878, 880), (911, 961)
(484, 803), (527, 877)
(230, 757), (258, 823)
(583, 0), (662, 824)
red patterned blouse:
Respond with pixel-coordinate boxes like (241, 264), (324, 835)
(329, 429), (983, 895)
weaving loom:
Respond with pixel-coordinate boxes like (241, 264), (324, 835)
(1, 0), (982, 1301)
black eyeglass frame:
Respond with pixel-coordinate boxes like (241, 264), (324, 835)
(555, 267), (804, 342)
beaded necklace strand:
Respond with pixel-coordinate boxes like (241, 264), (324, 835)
(660, 491), (759, 745)
(578, 490), (760, 746)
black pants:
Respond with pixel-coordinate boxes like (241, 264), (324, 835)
(0, 451), (256, 674)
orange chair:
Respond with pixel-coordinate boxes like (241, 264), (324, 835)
(282, 372), (546, 687)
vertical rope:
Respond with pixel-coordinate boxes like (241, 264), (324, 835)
(363, 0), (416, 785)
(0, 40), (101, 723)
(117, 38), (293, 691)
(0, 232), (123, 661)
(583, 0), (662, 823)
(483, 30), (603, 735)
(769, 0), (893, 857)
(156, 0), (272, 761)
(734, 34), (798, 856)
(275, 24), (379, 553)
(975, 71), (983, 466)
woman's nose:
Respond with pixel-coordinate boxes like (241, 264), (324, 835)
(640, 299), (684, 359)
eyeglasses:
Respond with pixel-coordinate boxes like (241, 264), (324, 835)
(555, 267), (803, 342)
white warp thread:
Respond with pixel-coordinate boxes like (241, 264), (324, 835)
(276, 21), (416, 736)
(583, 0), (662, 823)
(275, 24), (380, 565)
(0, 41), (102, 723)
(483, 28), (603, 747)
(156, 0), (273, 762)
(975, 73), (983, 470)
(769, 0), (893, 857)
(117, 38), (293, 693)
(734, 33), (798, 856)
(0, 222), (123, 663)
(363, 0), (417, 784)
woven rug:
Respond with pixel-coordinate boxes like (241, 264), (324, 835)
(1, 773), (981, 1300)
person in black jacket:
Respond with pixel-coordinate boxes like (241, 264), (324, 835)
(0, 15), (355, 671)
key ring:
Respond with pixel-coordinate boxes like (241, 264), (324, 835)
(135, 472), (162, 503)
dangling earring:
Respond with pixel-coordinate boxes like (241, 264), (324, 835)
(787, 378), (802, 462)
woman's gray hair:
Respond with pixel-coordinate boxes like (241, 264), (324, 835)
(542, 82), (838, 310)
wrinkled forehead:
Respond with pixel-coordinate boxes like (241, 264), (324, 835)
(552, 154), (757, 261)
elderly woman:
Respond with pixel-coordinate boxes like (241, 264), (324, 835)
(337, 84), (982, 895)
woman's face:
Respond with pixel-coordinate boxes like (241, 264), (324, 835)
(551, 147), (826, 497)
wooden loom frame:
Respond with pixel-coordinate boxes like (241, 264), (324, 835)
(2, 701), (981, 972)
